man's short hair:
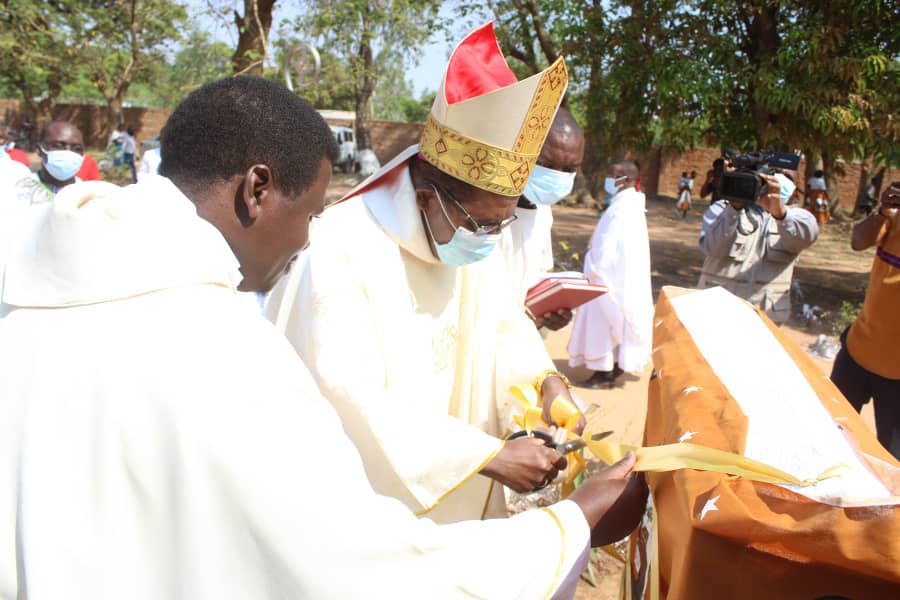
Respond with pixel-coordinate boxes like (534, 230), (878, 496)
(39, 120), (80, 142)
(159, 76), (338, 197)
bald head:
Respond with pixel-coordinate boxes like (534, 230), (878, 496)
(537, 107), (585, 173)
(609, 160), (639, 190)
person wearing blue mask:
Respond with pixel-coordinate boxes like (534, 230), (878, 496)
(697, 166), (819, 325)
(500, 108), (585, 332)
(14, 120), (85, 205)
(265, 24), (605, 530)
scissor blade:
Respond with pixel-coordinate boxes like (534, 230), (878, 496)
(555, 438), (587, 455)
(591, 430), (614, 441)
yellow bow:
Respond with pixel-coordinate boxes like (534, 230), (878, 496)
(509, 384), (585, 497)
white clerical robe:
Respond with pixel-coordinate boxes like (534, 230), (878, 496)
(266, 147), (556, 524)
(0, 175), (590, 599)
(498, 202), (555, 308)
(567, 187), (653, 373)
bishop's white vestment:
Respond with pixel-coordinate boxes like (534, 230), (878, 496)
(567, 186), (653, 373)
(266, 148), (558, 524)
(0, 176), (590, 599)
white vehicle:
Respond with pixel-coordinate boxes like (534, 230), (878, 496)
(329, 126), (357, 173)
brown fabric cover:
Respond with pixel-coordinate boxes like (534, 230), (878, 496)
(637, 287), (900, 599)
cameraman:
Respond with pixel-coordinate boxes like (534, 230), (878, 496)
(697, 169), (819, 325)
(830, 183), (900, 459)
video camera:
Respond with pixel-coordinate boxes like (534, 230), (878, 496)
(719, 149), (801, 206)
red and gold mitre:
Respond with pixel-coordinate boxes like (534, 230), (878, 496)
(419, 22), (569, 197)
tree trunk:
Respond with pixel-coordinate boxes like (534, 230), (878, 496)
(746, 3), (779, 146)
(108, 95), (125, 139)
(354, 5), (374, 152)
(232, 0), (276, 76)
(821, 150), (841, 213)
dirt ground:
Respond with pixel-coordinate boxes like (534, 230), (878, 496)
(327, 174), (878, 599)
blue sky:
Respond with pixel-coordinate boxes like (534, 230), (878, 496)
(187, 0), (481, 97)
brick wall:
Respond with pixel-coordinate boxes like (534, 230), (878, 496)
(1, 98), (170, 150)
(650, 146), (899, 212)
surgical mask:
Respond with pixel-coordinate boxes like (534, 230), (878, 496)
(773, 172), (796, 204)
(524, 165), (576, 206)
(604, 176), (626, 196)
(42, 148), (84, 181)
(422, 188), (501, 267)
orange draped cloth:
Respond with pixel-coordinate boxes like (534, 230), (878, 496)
(625, 287), (900, 600)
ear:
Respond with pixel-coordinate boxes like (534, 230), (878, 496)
(240, 164), (275, 221)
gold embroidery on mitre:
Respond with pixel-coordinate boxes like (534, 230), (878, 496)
(512, 56), (569, 155)
(419, 115), (537, 197)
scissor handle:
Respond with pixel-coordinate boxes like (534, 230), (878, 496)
(507, 429), (555, 447)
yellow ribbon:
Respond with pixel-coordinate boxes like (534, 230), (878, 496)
(584, 432), (845, 487)
(509, 384), (586, 496)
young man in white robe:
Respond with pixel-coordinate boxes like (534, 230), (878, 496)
(567, 160), (654, 389)
(266, 23), (590, 524)
(499, 108), (585, 332)
(0, 76), (648, 599)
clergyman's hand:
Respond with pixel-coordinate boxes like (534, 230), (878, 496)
(568, 452), (649, 546)
(536, 309), (573, 331)
(480, 437), (567, 493)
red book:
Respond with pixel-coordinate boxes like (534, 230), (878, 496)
(525, 276), (607, 319)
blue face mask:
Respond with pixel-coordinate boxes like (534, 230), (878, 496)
(42, 148), (84, 181)
(524, 164), (576, 206)
(773, 172), (796, 204)
(422, 187), (501, 267)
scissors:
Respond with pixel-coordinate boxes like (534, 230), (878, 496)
(507, 429), (612, 455)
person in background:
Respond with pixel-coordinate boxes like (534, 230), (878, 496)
(700, 158), (725, 204)
(830, 182), (900, 459)
(0, 125), (32, 186)
(501, 107), (585, 332)
(697, 169), (818, 325)
(108, 122), (125, 167)
(858, 176), (878, 216)
(676, 170), (696, 221)
(806, 169), (830, 224)
(0, 125), (30, 169)
(137, 146), (161, 181)
(122, 126), (137, 183)
(14, 120), (84, 205)
(567, 161), (653, 389)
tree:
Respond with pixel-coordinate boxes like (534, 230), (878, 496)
(293, 0), (443, 150)
(232, 0), (277, 76)
(0, 1), (87, 129)
(693, 0), (900, 208)
(79, 0), (188, 132)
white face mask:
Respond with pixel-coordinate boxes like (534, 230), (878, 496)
(604, 175), (626, 196)
(773, 172), (796, 204)
(42, 148), (84, 181)
(524, 165), (576, 206)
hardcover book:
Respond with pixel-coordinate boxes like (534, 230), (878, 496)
(524, 276), (607, 318)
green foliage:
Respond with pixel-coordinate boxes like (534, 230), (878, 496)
(289, 0), (444, 145)
(455, 0), (900, 191)
(832, 300), (862, 335)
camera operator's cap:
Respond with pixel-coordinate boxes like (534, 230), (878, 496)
(419, 22), (568, 197)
